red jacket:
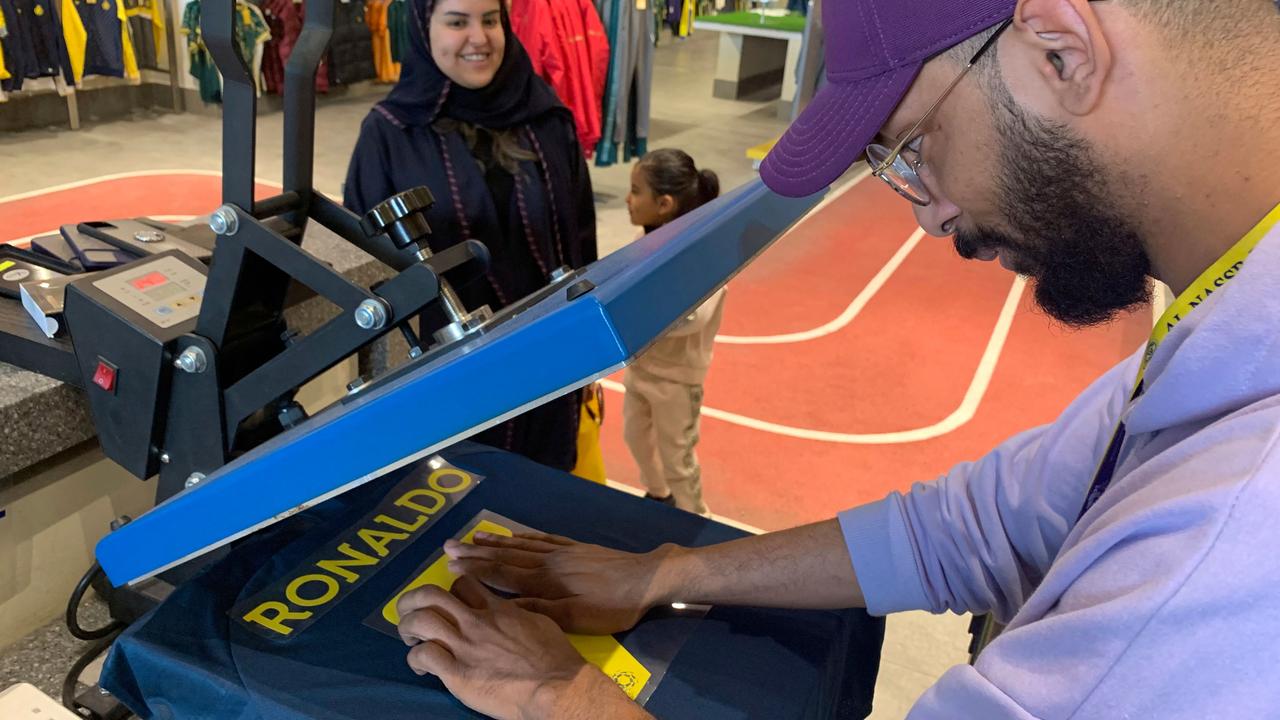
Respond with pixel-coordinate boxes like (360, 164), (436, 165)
(510, 0), (564, 90)
(260, 0), (330, 94)
(510, 0), (608, 156)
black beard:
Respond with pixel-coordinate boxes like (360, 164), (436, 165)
(957, 84), (1152, 327)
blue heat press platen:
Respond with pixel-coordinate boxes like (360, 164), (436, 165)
(96, 179), (824, 585)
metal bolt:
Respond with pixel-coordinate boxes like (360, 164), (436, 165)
(354, 299), (388, 330)
(549, 266), (571, 282)
(346, 377), (366, 395)
(408, 346), (423, 359)
(173, 347), (208, 374)
(209, 206), (240, 236)
(97, 687), (111, 696)
(134, 230), (166, 243)
(185, 472), (205, 489)
(159, 452), (171, 464)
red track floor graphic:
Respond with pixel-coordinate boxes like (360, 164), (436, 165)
(600, 177), (1152, 531)
(2, 172), (1153, 532)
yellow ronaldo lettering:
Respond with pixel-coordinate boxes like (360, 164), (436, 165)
(243, 601), (312, 636)
(428, 468), (472, 493)
(394, 488), (446, 515)
(286, 574), (341, 607)
(315, 543), (380, 583)
(357, 528), (411, 557)
(230, 460), (482, 641)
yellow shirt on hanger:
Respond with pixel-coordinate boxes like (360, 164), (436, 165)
(117, 0), (141, 81)
(62, 0), (89, 84)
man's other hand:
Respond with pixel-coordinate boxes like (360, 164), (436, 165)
(397, 575), (624, 720)
(443, 531), (676, 635)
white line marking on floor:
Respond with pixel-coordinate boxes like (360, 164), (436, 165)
(0, 169), (285, 203)
(604, 479), (766, 534)
(603, 277), (1026, 444)
(716, 227), (925, 345)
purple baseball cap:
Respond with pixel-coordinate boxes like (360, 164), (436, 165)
(761, 0), (1016, 198)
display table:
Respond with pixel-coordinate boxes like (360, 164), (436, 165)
(101, 443), (885, 719)
(694, 12), (806, 117)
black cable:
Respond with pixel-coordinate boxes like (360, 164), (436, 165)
(60, 627), (121, 716)
(66, 561), (125, 641)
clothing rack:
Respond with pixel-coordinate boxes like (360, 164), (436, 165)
(0, 0), (184, 129)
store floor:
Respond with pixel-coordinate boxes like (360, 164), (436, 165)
(0, 30), (1148, 719)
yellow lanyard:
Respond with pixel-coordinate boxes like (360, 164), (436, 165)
(1135, 202), (1280, 391)
(1079, 201), (1280, 521)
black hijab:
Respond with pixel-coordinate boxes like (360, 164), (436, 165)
(377, 0), (563, 129)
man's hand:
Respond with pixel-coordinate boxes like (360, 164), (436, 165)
(448, 520), (866, 628)
(397, 575), (646, 720)
(443, 531), (676, 635)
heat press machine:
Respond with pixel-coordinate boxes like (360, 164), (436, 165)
(0, 0), (886, 714)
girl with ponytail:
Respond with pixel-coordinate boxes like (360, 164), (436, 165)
(622, 148), (726, 516)
(626, 148), (721, 233)
(344, 0), (597, 473)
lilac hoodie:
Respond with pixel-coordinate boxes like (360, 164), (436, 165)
(839, 224), (1280, 719)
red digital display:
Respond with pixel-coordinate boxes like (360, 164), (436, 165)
(129, 271), (169, 291)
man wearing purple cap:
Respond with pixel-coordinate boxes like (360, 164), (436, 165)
(392, 1), (1280, 717)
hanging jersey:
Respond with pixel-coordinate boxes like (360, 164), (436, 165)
(117, 0), (139, 81)
(386, 0), (406, 64)
(0, 0), (23, 90)
(364, 0), (394, 82)
(258, 0), (329, 95)
(122, 0), (157, 69)
(61, 0), (87, 82)
(328, 0), (375, 85)
(8, 0), (64, 80)
(234, 1), (267, 62)
(181, 0), (220, 102)
(76, 0), (125, 77)
(0, 5), (11, 80)
(234, 1), (268, 92)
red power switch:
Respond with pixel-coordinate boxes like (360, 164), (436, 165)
(92, 359), (117, 393)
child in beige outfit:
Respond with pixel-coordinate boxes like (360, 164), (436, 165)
(623, 149), (724, 514)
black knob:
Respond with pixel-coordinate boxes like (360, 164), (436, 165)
(361, 186), (435, 251)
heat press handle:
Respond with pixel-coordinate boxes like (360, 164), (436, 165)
(361, 187), (489, 340)
(360, 186), (436, 252)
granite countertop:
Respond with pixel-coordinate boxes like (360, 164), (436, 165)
(0, 222), (393, 480)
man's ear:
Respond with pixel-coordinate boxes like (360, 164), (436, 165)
(1013, 0), (1112, 116)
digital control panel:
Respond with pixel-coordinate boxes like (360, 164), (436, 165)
(91, 255), (206, 329)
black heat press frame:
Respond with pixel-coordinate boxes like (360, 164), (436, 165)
(60, 0), (489, 501)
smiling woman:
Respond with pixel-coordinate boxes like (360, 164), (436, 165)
(344, 0), (598, 473)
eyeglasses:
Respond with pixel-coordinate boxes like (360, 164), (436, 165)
(866, 18), (1013, 206)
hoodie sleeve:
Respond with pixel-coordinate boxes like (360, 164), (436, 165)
(840, 351), (1140, 620)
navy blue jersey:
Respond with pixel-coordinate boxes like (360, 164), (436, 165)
(75, 0), (122, 77)
(1, 0), (66, 88)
